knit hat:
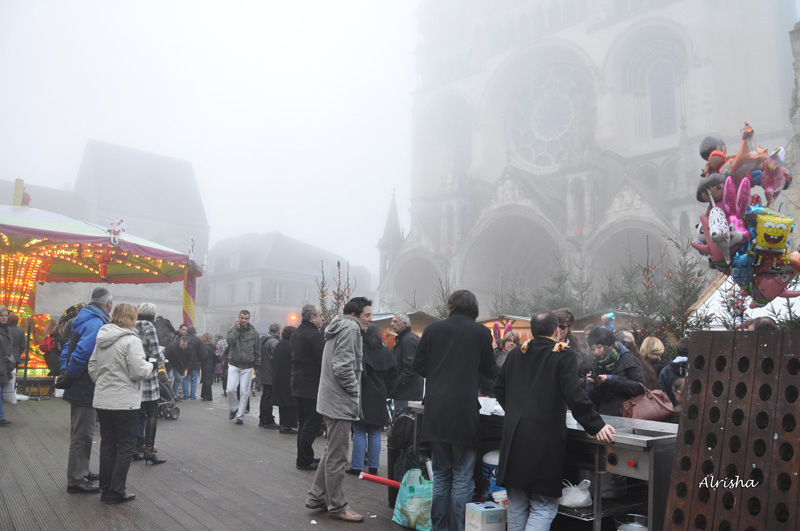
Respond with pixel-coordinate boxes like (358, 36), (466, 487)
(587, 326), (615, 348)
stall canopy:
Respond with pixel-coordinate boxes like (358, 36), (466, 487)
(0, 204), (202, 316)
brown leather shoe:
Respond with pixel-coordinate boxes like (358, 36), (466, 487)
(305, 500), (326, 510)
(330, 507), (363, 522)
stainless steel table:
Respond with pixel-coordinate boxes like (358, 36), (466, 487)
(408, 403), (677, 530)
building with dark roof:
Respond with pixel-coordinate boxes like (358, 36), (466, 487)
(74, 139), (209, 258)
(205, 231), (373, 334)
(2, 139), (210, 325)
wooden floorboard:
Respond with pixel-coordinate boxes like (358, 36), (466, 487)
(0, 383), (398, 530)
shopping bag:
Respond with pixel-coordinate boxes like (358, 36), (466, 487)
(392, 468), (432, 531)
(3, 370), (18, 404)
(620, 383), (674, 421)
(558, 479), (592, 507)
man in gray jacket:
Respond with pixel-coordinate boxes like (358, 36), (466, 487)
(305, 297), (372, 523)
(226, 310), (261, 425)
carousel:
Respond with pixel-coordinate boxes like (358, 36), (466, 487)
(0, 200), (202, 391)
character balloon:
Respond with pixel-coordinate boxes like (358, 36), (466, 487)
(730, 122), (768, 183)
(721, 176), (750, 255)
(760, 148), (792, 207)
(749, 261), (800, 308)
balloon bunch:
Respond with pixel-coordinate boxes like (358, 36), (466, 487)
(693, 123), (799, 308)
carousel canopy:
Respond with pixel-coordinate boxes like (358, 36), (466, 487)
(0, 205), (202, 314)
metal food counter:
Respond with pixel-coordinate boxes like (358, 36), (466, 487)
(407, 403), (677, 531)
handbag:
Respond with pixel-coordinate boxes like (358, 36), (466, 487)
(392, 468), (432, 531)
(620, 383), (674, 421)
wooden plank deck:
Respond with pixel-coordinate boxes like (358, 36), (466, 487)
(0, 385), (398, 530)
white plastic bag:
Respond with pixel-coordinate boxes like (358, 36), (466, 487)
(3, 370), (18, 404)
(558, 479), (592, 507)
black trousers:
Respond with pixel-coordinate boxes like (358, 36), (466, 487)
(278, 405), (298, 429)
(140, 400), (158, 448)
(201, 380), (213, 401)
(259, 384), (274, 424)
(295, 396), (322, 466)
(97, 409), (138, 499)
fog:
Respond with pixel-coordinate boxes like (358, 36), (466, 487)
(0, 1), (417, 286)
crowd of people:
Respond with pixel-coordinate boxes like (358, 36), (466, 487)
(3, 286), (787, 528)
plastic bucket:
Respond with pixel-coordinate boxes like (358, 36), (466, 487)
(480, 450), (500, 500)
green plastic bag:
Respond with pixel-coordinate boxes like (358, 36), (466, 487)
(392, 468), (433, 531)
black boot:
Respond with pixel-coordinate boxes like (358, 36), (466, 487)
(143, 424), (166, 465)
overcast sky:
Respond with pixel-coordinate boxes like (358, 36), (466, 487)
(0, 1), (417, 287)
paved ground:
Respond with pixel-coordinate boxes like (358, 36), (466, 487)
(0, 383), (398, 531)
(1, 382), (613, 531)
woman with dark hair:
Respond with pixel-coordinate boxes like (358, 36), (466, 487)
(271, 325), (298, 433)
(585, 327), (645, 416)
(200, 333), (219, 401)
(88, 303), (154, 503)
(553, 308), (577, 346)
(347, 324), (397, 475)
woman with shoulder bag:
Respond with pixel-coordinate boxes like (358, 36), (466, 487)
(585, 327), (646, 416)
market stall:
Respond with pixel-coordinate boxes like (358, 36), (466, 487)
(0, 204), (202, 388)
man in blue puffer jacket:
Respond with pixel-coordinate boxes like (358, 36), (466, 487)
(60, 287), (112, 494)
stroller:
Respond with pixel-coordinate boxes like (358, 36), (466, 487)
(158, 379), (181, 420)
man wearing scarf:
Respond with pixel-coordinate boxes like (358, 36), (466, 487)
(495, 311), (615, 530)
(585, 327), (646, 415)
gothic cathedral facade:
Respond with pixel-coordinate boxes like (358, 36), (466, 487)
(378, 0), (797, 314)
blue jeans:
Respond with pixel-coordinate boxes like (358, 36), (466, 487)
(172, 371), (186, 398)
(430, 442), (477, 531)
(189, 369), (198, 400)
(351, 423), (381, 471)
(507, 487), (559, 531)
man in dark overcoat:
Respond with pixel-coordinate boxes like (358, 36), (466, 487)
(291, 304), (326, 470)
(412, 289), (497, 531)
(495, 311), (615, 530)
(388, 312), (422, 411)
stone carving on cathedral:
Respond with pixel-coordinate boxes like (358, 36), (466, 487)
(609, 185), (641, 213)
(497, 176), (521, 205)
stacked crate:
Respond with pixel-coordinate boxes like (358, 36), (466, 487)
(665, 331), (800, 530)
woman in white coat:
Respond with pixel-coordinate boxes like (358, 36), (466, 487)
(88, 303), (153, 504)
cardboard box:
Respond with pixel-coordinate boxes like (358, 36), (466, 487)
(465, 502), (506, 531)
